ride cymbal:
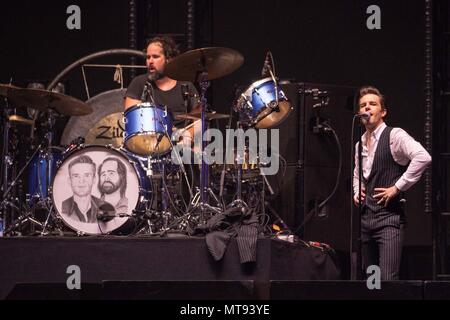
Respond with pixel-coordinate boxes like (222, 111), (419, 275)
(165, 47), (244, 82)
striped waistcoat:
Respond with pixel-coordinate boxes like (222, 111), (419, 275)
(363, 126), (407, 213)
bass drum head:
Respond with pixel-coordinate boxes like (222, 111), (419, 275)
(51, 145), (141, 235)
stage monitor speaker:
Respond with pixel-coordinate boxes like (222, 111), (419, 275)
(102, 280), (255, 300)
(270, 280), (423, 300)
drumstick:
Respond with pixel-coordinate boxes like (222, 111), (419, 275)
(182, 119), (199, 131)
(173, 120), (200, 142)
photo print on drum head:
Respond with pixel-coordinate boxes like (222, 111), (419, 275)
(52, 146), (140, 235)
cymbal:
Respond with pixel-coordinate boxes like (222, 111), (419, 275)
(0, 83), (21, 97)
(165, 47), (244, 82)
(9, 114), (34, 125)
(5, 88), (92, 116)
(176, 111), (230, 121)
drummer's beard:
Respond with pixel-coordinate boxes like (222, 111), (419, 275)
(148, 70), (163, 81)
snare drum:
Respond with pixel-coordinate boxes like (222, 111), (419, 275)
(123, 103), (173, 156)
(236, 77), (292, 128)
(51, 145), (150, 235)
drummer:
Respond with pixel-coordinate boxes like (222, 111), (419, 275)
(124, 35), (200, 131)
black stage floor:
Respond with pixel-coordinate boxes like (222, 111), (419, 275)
(2, 236), (449, 300)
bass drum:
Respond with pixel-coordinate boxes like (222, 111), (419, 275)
(51, 145), (148, 235)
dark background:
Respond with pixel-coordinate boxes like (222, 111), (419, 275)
(0, 0), (429, 261)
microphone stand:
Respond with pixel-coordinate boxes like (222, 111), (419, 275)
(350, 116), (363, 280)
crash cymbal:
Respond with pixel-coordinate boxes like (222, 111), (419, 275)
(9, 114), (34, 125)
(5, 88), (92, 116)
(0, 83), (21, 97)
(165, 47), (244, 82)
(176, 111), (230, 121)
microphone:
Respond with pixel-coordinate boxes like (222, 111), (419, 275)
(355, 111), (371, 120)
(97, 203), (116, 222)
(141, 75), (156, 104)
(261, 51), (271, 77)
(140, 82), (149, 102)
(181, 84), (190, 112)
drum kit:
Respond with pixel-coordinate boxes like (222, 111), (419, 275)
(0, 47), (292, 237)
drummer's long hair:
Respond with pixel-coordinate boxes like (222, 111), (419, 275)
(98, 157), (127, 198)
(144, 35), (180, 59)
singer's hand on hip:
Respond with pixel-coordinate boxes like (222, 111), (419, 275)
(373, 186), (399, 207)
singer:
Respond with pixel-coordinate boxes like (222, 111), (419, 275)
(353, 86), (431, 280)
(124, 35), (200, 127)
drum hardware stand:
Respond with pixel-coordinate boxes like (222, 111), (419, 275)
(0, 143), (44, 235)
(219, 97), (236, 199)
(4, 206), (44, 235)
(187, 69), (223, 222)
(1, 100), (14, 233)
(227, 163), (248, 212)
(228, 158), (249, 211)
(38, 109), (64, 236)
(153, 105), (194, 199)
(133, 157), (164, 235)
(136, 210), (158, 235)
(1, 97), (44, 234)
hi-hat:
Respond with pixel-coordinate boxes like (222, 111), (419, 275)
(176, 111), (230, 121)
(165, 47), (244, 82)
(4, 88), (92, 116)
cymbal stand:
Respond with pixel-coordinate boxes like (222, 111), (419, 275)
(39, 109), (63, 235)
(199, 71), (209, 205)
(188, 69), (223, 222)
(0, 100), (14, 233)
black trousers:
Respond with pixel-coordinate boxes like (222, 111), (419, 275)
(361, 206), (405, 280)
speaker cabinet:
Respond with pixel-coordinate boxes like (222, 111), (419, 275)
(273, 83), (356, 251)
